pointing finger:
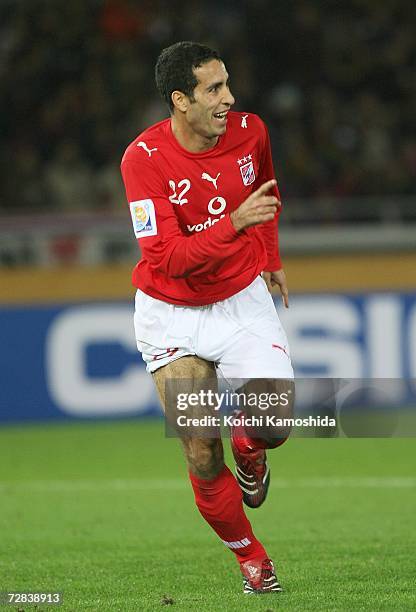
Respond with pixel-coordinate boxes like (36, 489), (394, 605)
(253, 179), (277, 197)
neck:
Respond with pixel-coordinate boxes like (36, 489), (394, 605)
(170, 115), (219, 153)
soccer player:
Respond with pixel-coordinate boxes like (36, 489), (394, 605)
(121, 41), (294, 595)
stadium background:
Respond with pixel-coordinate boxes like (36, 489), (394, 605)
(1, 2), (415, 610)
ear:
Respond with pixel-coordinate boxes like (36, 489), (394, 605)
(171, 90), (189, 113)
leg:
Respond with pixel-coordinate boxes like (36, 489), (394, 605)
(153, 355), (224, 479)
(210, 277), (295, 507)
(230, 378), (295, 508)
(153, 356), (268, 564)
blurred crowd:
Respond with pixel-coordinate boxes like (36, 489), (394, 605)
(1, 0), (415, 215)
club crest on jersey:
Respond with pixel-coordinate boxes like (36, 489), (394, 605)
(129, 199), (157, 238)
(237, 154), (255, 186)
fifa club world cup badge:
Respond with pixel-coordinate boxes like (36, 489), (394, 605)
(237, 154), (255, 186)
(129, 199), (158, 237)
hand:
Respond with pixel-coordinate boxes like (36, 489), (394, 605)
(262, 269), (289, 308)
(230, 179), (280, 232)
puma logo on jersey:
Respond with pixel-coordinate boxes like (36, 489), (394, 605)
(201, 172), (220, 190)
(241, 114), (248, 128)
(137, 141), (158, 157)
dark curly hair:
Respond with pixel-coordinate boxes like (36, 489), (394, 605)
(155, 41), (222, 112)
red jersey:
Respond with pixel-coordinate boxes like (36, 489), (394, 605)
(121, 111), (282, 306)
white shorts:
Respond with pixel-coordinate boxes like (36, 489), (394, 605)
(134, 276), (294, 382)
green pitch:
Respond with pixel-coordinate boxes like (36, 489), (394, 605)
(0, 420), (415, 611)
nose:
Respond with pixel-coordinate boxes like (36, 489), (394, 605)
(224, 86), (235, 107)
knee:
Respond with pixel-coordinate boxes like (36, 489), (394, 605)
(261, 425), (292, 448)
(268, 402), (294, 443)
(185, 438), (224, 479)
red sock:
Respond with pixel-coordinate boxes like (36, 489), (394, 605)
(189, 465), (267, 563)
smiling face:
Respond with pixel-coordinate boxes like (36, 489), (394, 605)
(171, 59), (235, 151)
